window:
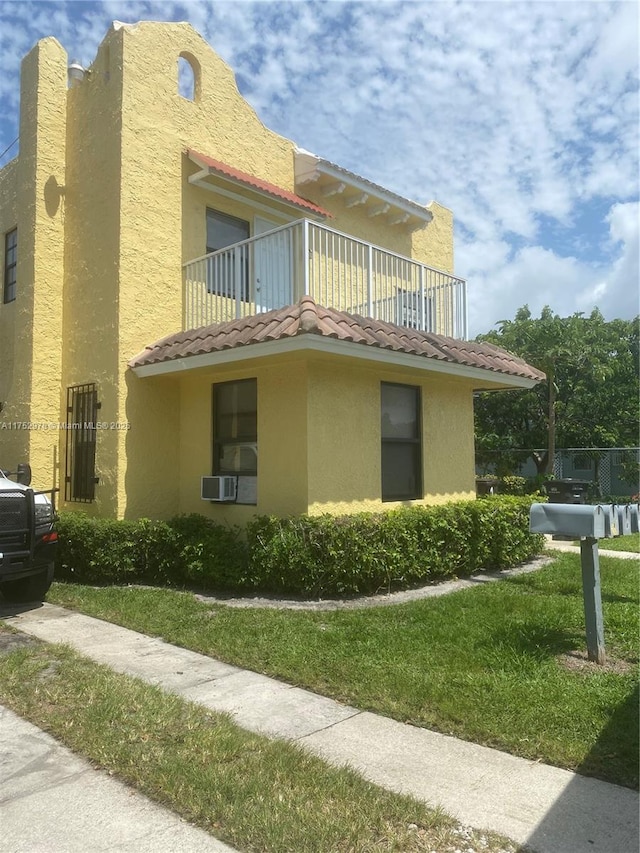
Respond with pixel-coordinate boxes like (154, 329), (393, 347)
(65, 383), (99, 502)
(178, 52), (200, 101)
(206, 208), (250, 302)
(213, 379), (257, 476)
(381, 382), (422, 501)
(4, 228), (17, 303)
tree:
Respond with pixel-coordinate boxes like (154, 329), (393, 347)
(474, 307), (640, 476)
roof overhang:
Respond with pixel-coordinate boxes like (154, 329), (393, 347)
(187, 149), (330, 221)
(294, 147), (433, 232)
(131, 334), (539, 390)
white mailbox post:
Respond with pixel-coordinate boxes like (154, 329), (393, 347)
(530, 503), (613, 665)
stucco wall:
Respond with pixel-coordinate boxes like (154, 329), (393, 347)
(0, 158), (24, 467)
(114, 22), (302, 517)
(305, 355), (476, 515)
(144, 349), (476, 522)
(299, 188), (454, 275)
(5, 19), (461, 518)
(61, 30), (123, 515)
(175, 354), (309, 525)
(0, 40), (67, 492)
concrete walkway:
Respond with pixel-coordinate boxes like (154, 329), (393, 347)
(2, 602), (638, 853)
(544, 538), (640, 560)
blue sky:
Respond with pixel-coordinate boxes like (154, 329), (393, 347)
(0, 0), (638, 336)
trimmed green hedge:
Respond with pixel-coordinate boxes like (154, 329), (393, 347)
(55, 513), (247, 588)
(55, 497), (543, 597)
(245, 497), (543, 597)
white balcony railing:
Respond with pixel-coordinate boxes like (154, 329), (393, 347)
(183, 219), (468, 339)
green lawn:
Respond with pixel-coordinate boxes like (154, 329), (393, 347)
(1, 634), (513, 853)
(600, 533), (640, 553)
(48, 553), (639, 789)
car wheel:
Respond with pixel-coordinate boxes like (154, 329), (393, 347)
(0, 563), (55, 603)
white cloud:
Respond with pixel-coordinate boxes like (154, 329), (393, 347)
(0, 0), (637, 335)
(463, 200), (639, 336)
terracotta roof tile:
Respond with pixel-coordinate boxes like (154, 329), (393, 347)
(129, 296), (545, 384)
(188, 150), (330, 218)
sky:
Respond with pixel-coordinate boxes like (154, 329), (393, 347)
(0, 0), (638, 337)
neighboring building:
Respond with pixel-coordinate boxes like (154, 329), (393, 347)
(0, 21), (543, 522)
(478, 448), (640, 497)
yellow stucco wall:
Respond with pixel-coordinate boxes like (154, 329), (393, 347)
(114, 22), (302, 517)
(175, 354), (309, 525)
(0, 158), (24, 468)
(61, 30), (123, 515)
(299, 188), (454, 275)
(1, 20), (463, 519)
(0, 40), (67, 491)
(305, 356), (476, 515)
(142, 350), (476, 522)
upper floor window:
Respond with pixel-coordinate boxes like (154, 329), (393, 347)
(206, 208), (250, 254)
(4, 228), (17, 304)
(381, 382), (422, 501)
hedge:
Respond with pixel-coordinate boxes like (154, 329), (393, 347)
(245, 497), (543, 596)
(54, 496), (543, 598)
(55, 513), (247, 588)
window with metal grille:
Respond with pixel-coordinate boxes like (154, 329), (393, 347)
(4, 228), (17, 304)
(65, 383), (100, 502)
(381, 382), (422, 501)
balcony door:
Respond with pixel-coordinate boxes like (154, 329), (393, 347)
(254, 217), (293, 312)
(206, 209), (250, 303)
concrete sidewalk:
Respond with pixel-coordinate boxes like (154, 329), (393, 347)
(0, 703), (236, 853)
(544, 537), (640, 560)
(3, 603), (638, 853)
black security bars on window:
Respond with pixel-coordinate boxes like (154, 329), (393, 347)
(65, 383), (100, 502)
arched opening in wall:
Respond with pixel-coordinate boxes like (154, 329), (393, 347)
(178, 53), (200, 101)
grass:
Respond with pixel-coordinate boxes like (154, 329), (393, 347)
(47, 553), (639, 789)
(0, 633), (515, 853)
(599, 533), (640, 553)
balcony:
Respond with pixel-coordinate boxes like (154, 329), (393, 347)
(183, 219), (468, 339)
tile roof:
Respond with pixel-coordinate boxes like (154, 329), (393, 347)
(188, 150), (331, 218)
(129, 297), (546, 384)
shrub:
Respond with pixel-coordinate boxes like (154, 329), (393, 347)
(476, 474), (537, 495)
(55, 513), (151, 584)
(599, 495), (637, 505)
(245, 496), (543, 597)
(55, 512), (246, 588)
(165, 513), (248, 587)
(55, 497), (543, 598)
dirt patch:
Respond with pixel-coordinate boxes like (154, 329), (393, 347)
(0, 629), (39, 656)
(557, 649), (636, 675)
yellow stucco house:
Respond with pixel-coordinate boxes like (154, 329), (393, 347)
(0, 21), (543, 523)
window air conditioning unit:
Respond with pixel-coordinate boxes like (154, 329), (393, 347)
(201, 476), (237, 502)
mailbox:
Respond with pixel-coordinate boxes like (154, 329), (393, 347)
(529, 503), (606, 539)
(629, 504), (639, 534)
(616, 505), (632, 537)
(602, 505), (619, 539)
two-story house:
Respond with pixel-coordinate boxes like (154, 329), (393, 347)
(0, 21), (543, 523)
